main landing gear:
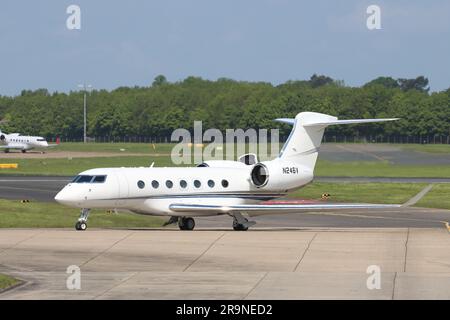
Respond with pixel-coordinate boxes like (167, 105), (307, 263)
(178, 217), (195, 231)
(232, 213), (256, 231)
(233, 219), (249, 231)
(75, 208), (90, 231)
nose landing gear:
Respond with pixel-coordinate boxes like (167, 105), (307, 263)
(178, 217), (195, 231)
(75, 208), (90, 231)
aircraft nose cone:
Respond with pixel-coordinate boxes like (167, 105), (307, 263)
(55, 189), (74, 206)
(54, 190), (65, 203)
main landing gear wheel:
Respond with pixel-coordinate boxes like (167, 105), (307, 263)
(75, 208), (90, 231)
(233, 219), (249, 231)
(178, 217), (195, 231)
(21, 150), (26, 153)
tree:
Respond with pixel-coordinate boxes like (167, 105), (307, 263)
(152, 75), (167, 87)
(398, 76), (429, 93)
(364, 77), (399, 89)
(309, 74), (334, 88)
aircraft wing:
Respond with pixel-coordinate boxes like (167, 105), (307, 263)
(169, 203), (402, 216)
(0, 145), (23, 149)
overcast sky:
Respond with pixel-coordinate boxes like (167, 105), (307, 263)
(1, 0), (449, 96)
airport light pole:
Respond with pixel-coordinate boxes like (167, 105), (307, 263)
(77, 84), (93, 143)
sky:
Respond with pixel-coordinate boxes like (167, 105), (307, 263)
(1, 0), (450, 96)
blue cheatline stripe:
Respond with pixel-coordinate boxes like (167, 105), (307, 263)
(98, 192), (286, 201)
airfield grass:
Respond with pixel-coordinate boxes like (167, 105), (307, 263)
(401, 144), (450, 154)
(0, 142), (448, 177)
(0, 274), (20, 291)
(49, 142), (450, 154)
(0, 199), (165, 228)
(416, 184), (450, 210)
(0, 156), (449, 178)
(314, 160), (450, 178)
(0, 156), (176, 176)
(51, 142), (174, 154)
(289, 182), (427, 205)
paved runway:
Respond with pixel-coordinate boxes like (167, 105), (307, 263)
(0, 228), (449, 299)
(1, 176), (450, 202)
(195, 207), (450, 229)
(320, 143), (450, 165)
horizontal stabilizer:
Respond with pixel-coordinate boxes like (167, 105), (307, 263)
(275, 117), (399, 127)
(274, 118), (295, 125)
(303, 118), (399, 127)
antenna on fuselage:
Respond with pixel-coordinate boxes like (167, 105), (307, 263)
(150, 162), (155, 168)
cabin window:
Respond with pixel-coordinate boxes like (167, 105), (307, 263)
(194, 180), (201, 188)
(166, 180), (173, 188)
(137, 180), (145, 189)
(151, 180), (159, 189)
(221, 179), (229, 188)
(180, 180), (187, 188)
(207, 180), (215, 188)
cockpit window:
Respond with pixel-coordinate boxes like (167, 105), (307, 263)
(74, 175), (93, 183)
(72, 175), (107, 183)
(93, 175), (106, 183)
(37, 138), (46, 142)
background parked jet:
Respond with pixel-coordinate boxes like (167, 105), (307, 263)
(0, 129), (58, 153)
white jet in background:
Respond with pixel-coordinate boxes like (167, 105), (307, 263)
(0, 129), (58, 153)
(55, 112), (399, 231)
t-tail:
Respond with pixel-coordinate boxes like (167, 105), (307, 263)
(275, 112), (399, 172)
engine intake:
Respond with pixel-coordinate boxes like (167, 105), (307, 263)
(251, 163), (269, 187)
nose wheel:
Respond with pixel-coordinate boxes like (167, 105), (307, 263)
(75, 221), (87, 231)
(178, 217), (195, 230)
(75, 208), (90, 231)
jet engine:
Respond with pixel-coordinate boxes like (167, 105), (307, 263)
(250, 160), (313, 191)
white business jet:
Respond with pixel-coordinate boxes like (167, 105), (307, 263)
(55, 112), (399, 231)
(0, 129), (58, 153)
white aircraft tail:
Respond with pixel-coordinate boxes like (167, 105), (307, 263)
(276, 112), (398, 171)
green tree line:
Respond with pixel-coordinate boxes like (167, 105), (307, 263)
(0, 75), (449, 140)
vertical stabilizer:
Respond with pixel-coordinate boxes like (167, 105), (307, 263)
(275, 112), (398, 172)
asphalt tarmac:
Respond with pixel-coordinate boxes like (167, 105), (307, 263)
(0, 227), (449, 299)
(319, 143), (450, 165)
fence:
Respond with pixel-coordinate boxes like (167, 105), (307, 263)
(49, 135), (450, 145)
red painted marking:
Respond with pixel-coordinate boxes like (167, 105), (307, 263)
(262, 199), (324, 205)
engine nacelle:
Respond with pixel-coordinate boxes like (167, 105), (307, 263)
(250, 160), (313, 191)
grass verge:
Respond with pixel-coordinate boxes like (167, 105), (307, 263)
(0, 156), (449, 177)
(0, 199), (165, 228)
(415, 184), (450, 210)
(288, 182), (427, 205)
(0, 274), (20, 291)
(400, 144), (450, 154)
(314, 160), (450, 178)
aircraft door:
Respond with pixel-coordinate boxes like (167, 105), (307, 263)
(115, 172), (129, 206)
